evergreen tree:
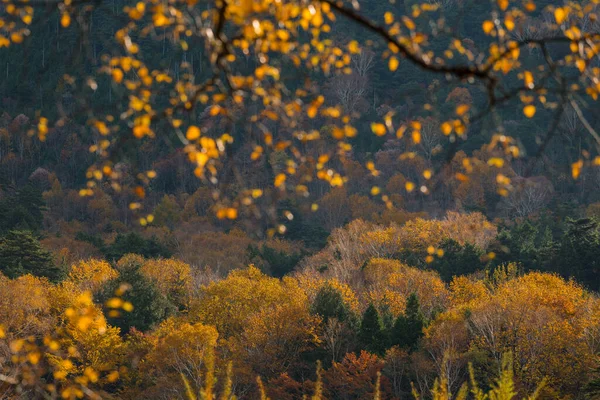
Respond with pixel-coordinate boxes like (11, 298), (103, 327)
(310, 283), (354, 324)
(0, 185), (46, 233)
(558, 218), (600, 290)
(0, 230), (62, 280)
(358, 303), (386, 355)
(96, 261), (176, 333)
(247, 243), (304, 278)
(103, 232), (172, 261)
(391, 294), (424, 351)
(431, 239), (485, 281)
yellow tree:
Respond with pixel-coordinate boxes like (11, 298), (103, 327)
(66, 259), (119, 294)
(136, 319), (219, 398)
(140, 258), (193, 308)
(438, 271), (600, 396)
(192, 266), (321, 382)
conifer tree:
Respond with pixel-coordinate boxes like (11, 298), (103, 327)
(358, 303), (386, 355)
(391, 293), (424, 351)
(0, 230), (61, 281)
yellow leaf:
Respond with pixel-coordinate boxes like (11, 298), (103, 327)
(111, 68), (124, 83)
(371, 123), (387, 136)
(388, 56), (399, 72)
(348, 40), (360, 54)
(61, 13), (71, 28)
(482, 20), (495, 34)
(524, 1), (536, 12)
(405, 182), (415, 192)
(572, 160), (583, 179)
(440, 122), (452, 135)
(576, 59), (586, 73)
(274, 173), (286, 188)
(396, 125), (407, 138)
(497, 0), (509, 11)
(487, 157), (505, 168)
(523, 104), (536, 118)
(524, 71), (534, 88)
(370, 186), (381, 196)
(456, 104), (470, 116)
(412, 130), (421, 144)
(10, 33), (23, 44)
(186, 126), (201, 141)
(402, 16), (416, 30)
(384, 12), (394, 24)
(226, 208), (238, 220)
(505, 17), (515, 31)
(555, 7), (566, 25)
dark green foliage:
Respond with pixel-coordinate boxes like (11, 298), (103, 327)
(103, 232), (172, 261)
(75, 232), (105, 250)
(311, 283), (355, 325)
(430, 239), (485, 281)
(557, 218), (600, 291)
(390, 294), (424, 352)
(358, 304), (386, 356)
(0, 230), (62, 281)
(96, 262), (176, 333)
(0, 185), (45, 233)
(276, 200), (329, 249)
(247, 243), (304, 278)
(492, 220), (557, 273)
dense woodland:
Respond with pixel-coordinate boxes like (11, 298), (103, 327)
(3, 0), (600, 398)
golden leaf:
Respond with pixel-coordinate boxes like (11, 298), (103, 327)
(482, 20), (495, 34)
(555, 7), (566, 25)
(61, 13), (71, 28)
(572, 160), (583, 179)
(456, 104), (470, 116)
(186, 126), (201, 141)
(348, 40), (360, 54)
(384, 12), (394, 24)
(371, 123), (387, 136)
(274, 173), (286, 188)
(441, 122), (452, 135)
(389, 56), (399, 72)
(523, 104), (536, 118)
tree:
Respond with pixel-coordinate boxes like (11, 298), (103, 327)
(136, 320), (218, 399)
(0, 230), (62, 281)
(103, 232), (172, 262)
(247, 242), (304, 278)
(557, 218), (600, 290)
(152, 194), (182, 230)
(430, 239), (485, 282)
(391, 293), (424, 351)
(66, 259), (119, 294)
(96, 262), (176, 333)
(0, 184), (45, 233)
(358, 304), (386, 356)
(310, 283), (355, 324)
(324, 351), (388, 400)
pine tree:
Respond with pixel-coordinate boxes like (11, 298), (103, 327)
(311, 283), (353, 324)
(391, 293), (424, 351)
(0, 230), (61, 281)
(96, 261), (176, 333)
(558, 218), (600, 290)
(358, 303), (386, 355)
